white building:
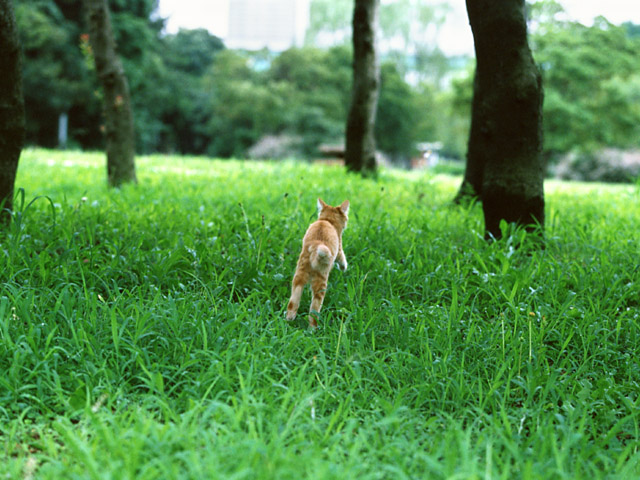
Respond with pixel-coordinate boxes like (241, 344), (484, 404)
(226, 0), (310, 51)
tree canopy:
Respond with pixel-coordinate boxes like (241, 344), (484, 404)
(532, 18), (640, 155)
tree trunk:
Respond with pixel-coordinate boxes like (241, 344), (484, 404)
(84, 0), (137, 187)
(452, 71), (485, 205)
(345, 0), (380, 176)
(0, 0), (25, 226)
(456, 0), (545, 239)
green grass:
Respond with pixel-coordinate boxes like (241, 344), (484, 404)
(1, 148), (639, 479)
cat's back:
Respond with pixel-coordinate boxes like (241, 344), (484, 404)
(303, 219), (339, 246)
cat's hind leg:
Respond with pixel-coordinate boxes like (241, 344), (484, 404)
(286, 270), (308, 321)
(336, 248), (347, 271)
(308, 273), (328, 328)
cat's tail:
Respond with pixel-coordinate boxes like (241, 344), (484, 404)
(309, 243), (332, 270)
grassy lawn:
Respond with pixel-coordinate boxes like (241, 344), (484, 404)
(1, 149), (639, 479)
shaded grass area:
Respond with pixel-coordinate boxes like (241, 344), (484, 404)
(1, 149), (639, 478)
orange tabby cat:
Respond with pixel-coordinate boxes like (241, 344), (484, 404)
(286, 198), (350, 328)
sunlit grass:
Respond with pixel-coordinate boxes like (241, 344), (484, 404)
(1, 148), (639, 479)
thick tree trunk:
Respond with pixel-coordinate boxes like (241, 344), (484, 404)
(84, 0), (137, 187)
(457, 0), (545, 239)
(345, 0), (380, 176)
(0, 0), (25, 226)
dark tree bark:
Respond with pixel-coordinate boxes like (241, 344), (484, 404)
(345, 0), (380, 176)
(455, 0), (545, 239)
(0, 0), (25, 226)
(84, 0), (137, 187)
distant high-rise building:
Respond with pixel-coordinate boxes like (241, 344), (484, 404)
(226, 0), (310, 51)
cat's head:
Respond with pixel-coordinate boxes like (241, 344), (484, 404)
(317, 198), (349, 228)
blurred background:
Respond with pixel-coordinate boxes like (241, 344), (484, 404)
(14, 0), (640, 181)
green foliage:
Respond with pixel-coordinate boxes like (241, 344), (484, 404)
(204, 50), (286, 158)
(163, 28), (224, 76)
(16, 0), (468, 161)
(375, 63), (424, 161)
(304, 0), (352, 46)
(14, 0), (172, 152)
(447, 11), (640, 161)
(204, 46), (351, 159)
(204, 46), (452, 162)
(531, 17), (640, 155)
(17, 0), (640, 164)
(157, 29), (225, 154)
(108, 0), (170, 154)
(15, 0), (95, 147)
(306, 0), (452, 85)
(378, 0), (451, 86)
(1, 149), (639, 477)
(435, 68), (473, 159)
(268, 46), (352, 157)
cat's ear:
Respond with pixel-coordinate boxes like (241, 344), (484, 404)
(317, 198), (327, 215)
(339, 200), (350, 215)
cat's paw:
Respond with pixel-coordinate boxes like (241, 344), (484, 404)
(336, 260), (348, 271)
(285, 309), (297, 321)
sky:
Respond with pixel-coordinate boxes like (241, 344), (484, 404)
(156, 0), (640, 56)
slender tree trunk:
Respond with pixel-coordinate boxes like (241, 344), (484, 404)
(345, 0), (380, 176)
(0, 0), (25, 226)
(84, 0), (137, 187)
(456, 0), (545, 239)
